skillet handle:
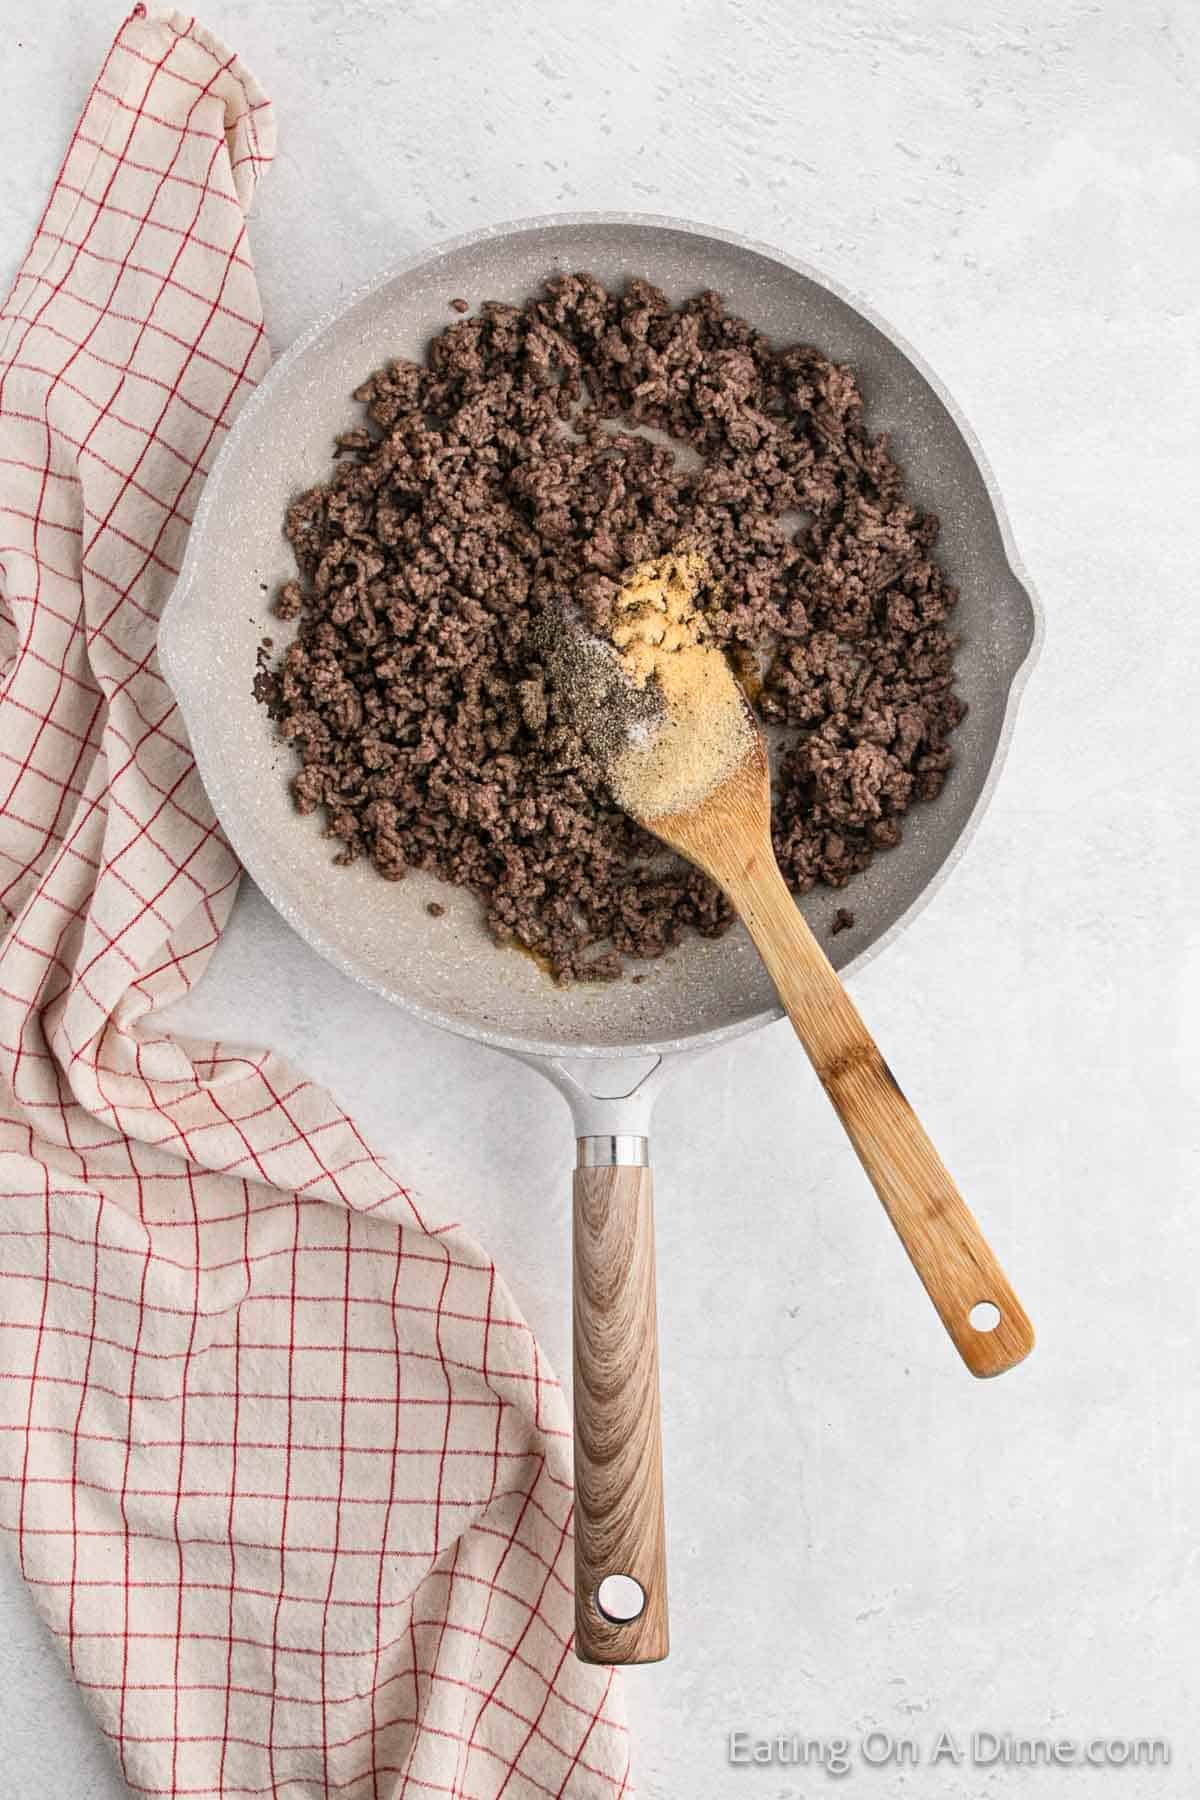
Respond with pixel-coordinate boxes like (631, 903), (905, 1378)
(572, 1141), (669, 1664)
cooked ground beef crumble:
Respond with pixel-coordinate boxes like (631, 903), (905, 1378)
(253, 274), (965, 983)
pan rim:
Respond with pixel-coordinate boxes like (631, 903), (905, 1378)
(160, 210), (1043, 1063)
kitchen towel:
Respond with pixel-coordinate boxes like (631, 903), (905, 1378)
(0, 10), (629, 1796)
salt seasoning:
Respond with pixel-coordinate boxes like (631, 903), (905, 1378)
(549, 550), (754, 822)
(605, 551), (754, 819)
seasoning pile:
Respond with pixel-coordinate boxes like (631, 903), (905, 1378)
(254, 275), (965, 983)
(561, 549), (756, 822)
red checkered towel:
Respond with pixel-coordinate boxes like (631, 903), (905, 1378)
(0, 11), (629, 1796)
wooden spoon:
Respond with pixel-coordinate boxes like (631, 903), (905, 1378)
(642, 728), (1035, 1380)
(564, 601), (1032, 1665)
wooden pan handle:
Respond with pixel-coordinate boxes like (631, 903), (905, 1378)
(730, 860), (1034, 1378)
(572, 1159), (669, 1663)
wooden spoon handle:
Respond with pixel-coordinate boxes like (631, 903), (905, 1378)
(572, 1161), (669, 1663)
(731, 860), (1034, 1377)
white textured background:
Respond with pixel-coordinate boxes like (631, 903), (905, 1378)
(2, 3), (1198, 1796)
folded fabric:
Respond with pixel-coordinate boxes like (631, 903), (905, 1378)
(0, 10), (628, 1795)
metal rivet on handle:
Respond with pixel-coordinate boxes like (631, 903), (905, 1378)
(595, 1575), (646, 1623)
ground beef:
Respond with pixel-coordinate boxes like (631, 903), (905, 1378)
(831, 907), (856, 936)
(254, 274), (965, 983)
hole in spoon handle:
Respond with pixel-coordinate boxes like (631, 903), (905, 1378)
(970, 1300), (1002, 1333)
(949, 1276), (1035, 1378)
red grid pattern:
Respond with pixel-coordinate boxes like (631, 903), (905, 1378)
(0, 12), (629, 1796)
